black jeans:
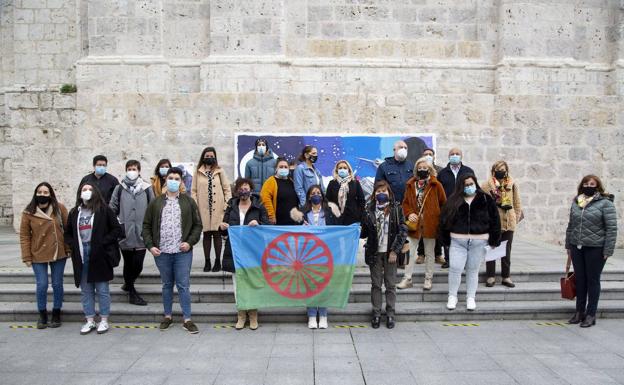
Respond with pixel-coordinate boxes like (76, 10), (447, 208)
(121, 249), (146, 289)
(486, 231), (514, 278)
(571, 246), (606, 317)
(418, 237), (442, 257)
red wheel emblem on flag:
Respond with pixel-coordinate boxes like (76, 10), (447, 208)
(261, 232), (334, 299)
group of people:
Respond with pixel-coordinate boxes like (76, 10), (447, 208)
(19, 138), (617, 334)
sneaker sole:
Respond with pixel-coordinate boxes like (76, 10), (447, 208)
(183, 326), (199, 334)
(160, 324), (173, 331)
(97, 329), (109, 334)
(80, 328), (95, 335)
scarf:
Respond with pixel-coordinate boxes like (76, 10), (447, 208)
(122, 176), (145, 196)
(577, 194), (596, 208)
(416, 179), (428, 210)
(489, 177), (513, 208)
(202, 167), (215, 212)
(335, 175), (352, 213)
(374, 207), (388, 245)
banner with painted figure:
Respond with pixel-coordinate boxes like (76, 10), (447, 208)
(228, 225), (361, 310)
(235, 134), (436, 198)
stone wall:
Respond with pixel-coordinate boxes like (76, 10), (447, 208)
(1, 0), (622, 247)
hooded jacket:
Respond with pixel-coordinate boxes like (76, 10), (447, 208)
(245, 148), (277, 193)
(109, 178), (155, 249)
(565, 194), (617, 256)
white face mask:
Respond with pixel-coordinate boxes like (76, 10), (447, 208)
(81, 190), (92, 202)
(424, 155), (434, 165)
(126, 171), (139, 180)
(396, 148), (408, 161)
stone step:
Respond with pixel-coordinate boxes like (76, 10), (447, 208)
(1, 269), (623, 285)
(2, 281), (624, 304)
(2, 300), (624, 323)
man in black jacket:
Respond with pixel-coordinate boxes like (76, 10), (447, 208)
(436, 147), (474, 268)
(79, 155), (119, 204)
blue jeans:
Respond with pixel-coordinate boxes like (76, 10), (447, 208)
(448, 238), (488, 299)
(32, 258), (67, 311)
(307, 307), (328, 318)
(154, 251), (193, 319)
(80, 242), (111, 318)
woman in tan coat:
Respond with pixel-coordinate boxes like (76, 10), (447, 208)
(192, 147), (231, 272)
(19, 182), (70, 329)
(397, 158), (447, 291)
(482, 161), (522, 288)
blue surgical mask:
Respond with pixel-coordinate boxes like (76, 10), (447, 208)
(337, 169), (349, 178)
(464, 185), (477, 196)
(310, 195), (322, 205)
(277, 168), (290, 178)
(166, 179), (180, 193)
(257, 146), (266, 155)
(159, 167), (169, 177)
(449, 155), (461, 165)
(95, 166), (106, 176)
(375, 193), (389, 203)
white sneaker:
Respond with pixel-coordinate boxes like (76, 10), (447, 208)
(97, 320), (109, 334)
(446, 296), (458, 310)
(397, 278), (413, 289)
(308, 317), (318, 329)
(467, 298), (476, 311)
(318, 316), (328, 329)
(80, 320), (96, 335)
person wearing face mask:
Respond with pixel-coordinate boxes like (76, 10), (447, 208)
(20, 182), (71, 329)
(294, 145), (325, 207)
(143, 168), (203, 334)
(439, 174), (501, 312)
(151, 159), (185, 196)
(564, 175), (617, 328)
(397, 158), (446, 291)
(245, 138), (277, 194)
(260, 158), (299, 225)
(109, 160), (155, 306)
(374, 140), (412, 203)
(481, 161), (523, 288)
(65, 183), (123, 335)
(78, 155), (120, 204)
(290, 185), (342, 329)
(192, 147), (232, 272)
(417, 148), (445, 265)
(326, 160), (366, 225)
(360, 181), (408, 329)
(436, 147), (474, 269)
(221, 178), (270, 330)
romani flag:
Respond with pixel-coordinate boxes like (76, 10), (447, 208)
(228, 225), (360, 310)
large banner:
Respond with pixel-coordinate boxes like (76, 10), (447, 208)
(235, 133), (436, 197)
(228, 225), (361, 310)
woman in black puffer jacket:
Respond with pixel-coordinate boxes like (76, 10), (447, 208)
(440, 173), (501, 312)
(565, 175), (618, 328)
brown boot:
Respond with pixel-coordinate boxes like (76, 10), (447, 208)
(235, 310), (247, 330)
(248, 309), (259, 330)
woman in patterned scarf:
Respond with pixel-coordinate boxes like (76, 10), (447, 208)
(326, 160), (366, 225)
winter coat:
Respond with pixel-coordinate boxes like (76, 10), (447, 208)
(222, 196), (270, 273)
(437, 163), (475, 199)
(481, 177), (523, 232)
(109, 179), (155, 249)
(439, 191), (501, 248)
(326, 179), (366, 225)
(290, 202), (342, 226)
(65, 206), (123, 287)
(374, 157), (413, 203)
(192, 165), (232, 232)
(245, 150), (277, 193)
(79, 172), (120, 204)
(19, 204), (71, 264)
(142, 193), (203, 251)
(293, 162), (325, 207)
(260, 176), (298, 222)
(360, 202), (408, 266)
(402, 176), (447, 239)
(565, 194), (618, 256)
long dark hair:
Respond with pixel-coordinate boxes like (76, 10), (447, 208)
(367, 180), (395, 211)
(301, 184), (327, 213)
(74, 182), (106, 213)
(153, 159), (172, 179)
(440, 173), (482, 229)
(197, 147), (218, 168)
(25, 182), (61, 216)
(297, 145), (316, 163)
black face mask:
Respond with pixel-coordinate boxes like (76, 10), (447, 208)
(35, 195), (51, 205)
(581, 186), (597, 196)
(416, 170), (429, 179)
(203, 158), (216, 166)
(494, 170), (506, 180)
(308, 155), (318, 163)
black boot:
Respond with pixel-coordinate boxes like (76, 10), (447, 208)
(49, 309), (61, 328)
(568, 311), (585, 325)
(211, 258), (222, 273)
(580, 315), (596, 328)
(203, 258), (211, 272)
(37, 310), (48, 329)
(129, 288), (148, 306)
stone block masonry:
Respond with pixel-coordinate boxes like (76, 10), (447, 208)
(0, 0), (622, 248)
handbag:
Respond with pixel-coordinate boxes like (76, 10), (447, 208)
(560, 272), (576, 300)
(406, 187), (431, 233)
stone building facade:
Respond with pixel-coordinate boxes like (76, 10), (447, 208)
(0, 0), (622, 247)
